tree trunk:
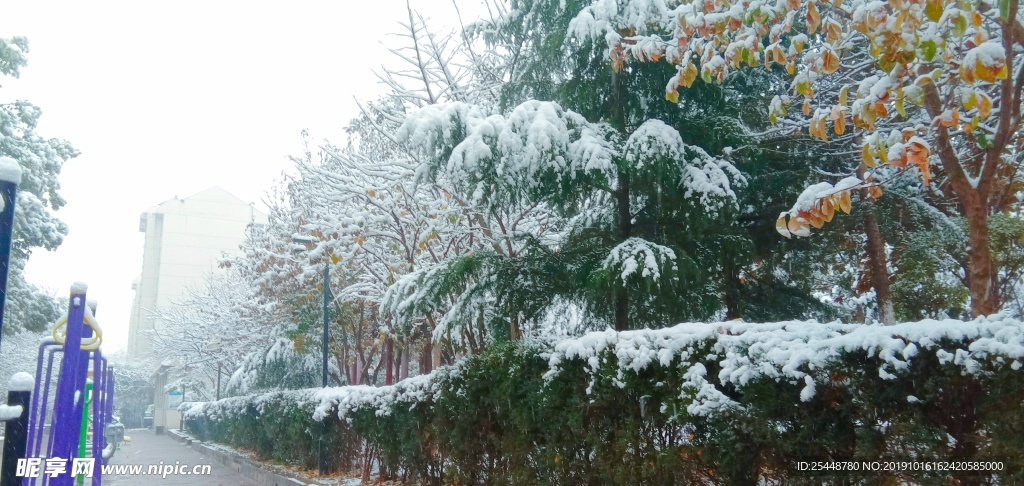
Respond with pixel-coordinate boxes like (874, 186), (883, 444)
(385, 339), (394, 386)
(399, 344), (409, 381)
(510, 314), (520, 341)
(964, 202), (999, 316)
(861, 198), (895, 325)
(422, 340), (433, 374)
(341, 340), (348, 385)
(920, 77), (1007, 318)
(610, 65), (632, 332)
(614, 169), (631, 332)
(724, 263), (742, 320)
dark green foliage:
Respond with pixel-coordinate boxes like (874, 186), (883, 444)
(187, 336), (1024, 484)
(892, 226), (969, 320)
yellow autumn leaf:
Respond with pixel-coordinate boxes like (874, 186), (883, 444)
(976, 59), (1000, 83)
(681, 62), (698, 88)
(870, 185), (883, 199)
(877, 142), (889, 164)
(666, 89), (680, 103)
(839, 85), (849, 106)
(825, 19), (843, 43)
(873, 101), (888, 118)
(963, 91), (977, 110)
(960, 62), (977, 83)
(773, 45), (786, 66)
(862, 143), (876, 167)
(821, 49), (840, 74)
(925, 0), (944, 21)
(788, 216), (810, 236)
(776, 215), (792, 238)
(807, 2), (821, 35)
(939, 109), (960, 127)
(838, 190), (852, 213)
(821, 198), (835, 221)
(815, 117), (829, 142)
(809, 213), (824, 229)
(977, 93), (992, 119)
(809, 118), (822, 139)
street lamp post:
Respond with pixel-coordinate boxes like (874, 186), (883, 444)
(321, 262), (329, 389)
(216, 360), (222, 401)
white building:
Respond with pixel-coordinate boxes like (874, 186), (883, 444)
(127, 187), (267, 357)
(126, 187), (266, 432)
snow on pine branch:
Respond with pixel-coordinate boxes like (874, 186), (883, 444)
(397, 100), (618, 207)
(381, 261), (459, 327)
(625, 120), (741, 214)
(398, 101), (741, 216)
(602, 237), (677, 283)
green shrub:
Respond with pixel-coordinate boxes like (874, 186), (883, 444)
(185, 317), (1024, 484)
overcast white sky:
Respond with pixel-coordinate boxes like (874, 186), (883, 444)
(0, 1), (486, 351)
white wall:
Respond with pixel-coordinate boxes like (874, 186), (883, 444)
(127, 187), (267, 357)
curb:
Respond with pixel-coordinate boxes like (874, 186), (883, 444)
(166, 430), (312, 486)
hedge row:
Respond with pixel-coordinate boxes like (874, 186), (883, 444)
(184, 317), (1024, 484)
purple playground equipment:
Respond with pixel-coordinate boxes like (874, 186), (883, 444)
(0, 160), (116, 485)
(19, 286), (116, 486)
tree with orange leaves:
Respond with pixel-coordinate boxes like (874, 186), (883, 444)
(574, 0), (1024, 317)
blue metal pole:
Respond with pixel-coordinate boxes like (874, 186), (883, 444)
(0, 157), (22, 352)
(33, 344), (62, 466)
(26, 340), (57, 459)
(49, 284), (88, 486)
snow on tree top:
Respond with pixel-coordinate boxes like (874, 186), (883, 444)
(8, 372), (33, 392)
(0, 157), (22, 185)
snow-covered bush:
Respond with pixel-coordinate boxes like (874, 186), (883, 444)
(184, 317), (1024, 483)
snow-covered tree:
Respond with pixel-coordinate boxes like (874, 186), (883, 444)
(387, 0), (746, 332)
(0, 36), (78, 333)
(106, 350), (157, 427)
(598, 0), (1024, 317)
(230, 3), (542, 383)
(147, 271), (276, 400)
(224, 332), (323, 395)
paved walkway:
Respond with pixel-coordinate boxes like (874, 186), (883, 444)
(102, 429), (256, 485)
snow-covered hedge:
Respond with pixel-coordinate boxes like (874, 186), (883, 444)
(185, 317), (1024, 483)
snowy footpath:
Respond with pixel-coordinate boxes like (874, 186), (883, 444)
(103, 428), (258, 485)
